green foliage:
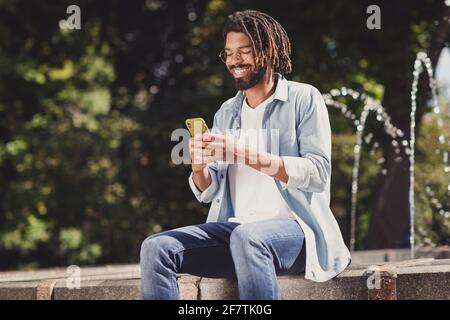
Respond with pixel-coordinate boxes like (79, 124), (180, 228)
(330, 133), (384, 250)
(0, 0), (448, 270)
(415, 112), (450, 246)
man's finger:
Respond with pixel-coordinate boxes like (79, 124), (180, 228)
(203, 148), (215, 157)
(202, 134), (215, 142)
(190, 140), (211, 149)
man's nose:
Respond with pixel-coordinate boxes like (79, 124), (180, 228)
(230, 52), (243, 65)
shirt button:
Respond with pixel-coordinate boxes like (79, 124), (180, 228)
(220, 174), (224, 179)
(216, 199), (220, 203)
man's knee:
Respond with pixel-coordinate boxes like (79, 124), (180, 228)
(229, 224), (264, 252)
(140, 233), (180, 261)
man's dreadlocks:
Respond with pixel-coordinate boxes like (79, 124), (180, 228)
(222, 10), (292, 76)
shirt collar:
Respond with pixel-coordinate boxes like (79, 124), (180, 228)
(228, 73), (289, 116)
(240, 73), (288, 102)
(272, 73), (289, 102)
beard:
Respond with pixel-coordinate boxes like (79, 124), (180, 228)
(229, 64), (267, 90)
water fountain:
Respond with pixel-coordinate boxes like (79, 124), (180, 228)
(322, 52), (449, 255)
(409, 52), (449, 257)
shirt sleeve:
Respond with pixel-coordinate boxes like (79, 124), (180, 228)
(188, 161), (220, 203)
(280, 86), (332, 193)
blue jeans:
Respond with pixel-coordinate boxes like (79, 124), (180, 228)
(140, 218), (306, 300)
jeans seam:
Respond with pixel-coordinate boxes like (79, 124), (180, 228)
(265, 255), (275, 300)
(257, 233), (305, 295)
(247, 237), (276, 300)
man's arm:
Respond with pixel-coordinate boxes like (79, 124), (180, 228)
(187, 105), (226, 203)
(188, 163), (220, 203)
(277, 86), (332, 192)
(207, 86), (331, 192)
(247, 87), (331, 192)
(235, 146), (289, 184)
(192, 165), (212, 192)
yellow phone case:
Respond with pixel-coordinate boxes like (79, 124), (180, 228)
(185, 117), (209, 137)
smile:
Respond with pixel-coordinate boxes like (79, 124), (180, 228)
(231, 66), (251, 78)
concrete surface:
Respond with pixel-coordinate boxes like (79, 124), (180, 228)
(0, 248), (449, 300)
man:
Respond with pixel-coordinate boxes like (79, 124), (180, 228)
(140, 10), (351, 300)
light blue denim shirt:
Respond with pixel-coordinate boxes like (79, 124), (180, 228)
(188, 73), (352, 282)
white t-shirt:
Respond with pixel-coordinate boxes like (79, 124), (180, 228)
(227, 93), (297, 224)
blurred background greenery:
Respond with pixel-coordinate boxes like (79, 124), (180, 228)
(0, 0), (448, 270)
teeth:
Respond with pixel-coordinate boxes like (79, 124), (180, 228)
(233, 67), (249, 76)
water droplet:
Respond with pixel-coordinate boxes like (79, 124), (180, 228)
(331, 89), (340, 96)
(417, 52), (427, 60)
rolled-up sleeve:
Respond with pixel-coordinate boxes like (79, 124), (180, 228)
(281, 87), (332, 193)
(188, 161), (220, 203)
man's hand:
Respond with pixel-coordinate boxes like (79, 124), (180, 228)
(189, 133), (216, 192)
(190, 131), (288, 184)
(205, 132), (289, 181)
(200, 132), (245, 163)
(189, 133), (215, 172)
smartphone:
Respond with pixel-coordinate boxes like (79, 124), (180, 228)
(185, 117), (209, 138)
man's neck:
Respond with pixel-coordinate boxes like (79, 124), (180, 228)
(244, 71), (277, 108)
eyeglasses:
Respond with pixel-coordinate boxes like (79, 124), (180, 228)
(219, 48), (253, 63)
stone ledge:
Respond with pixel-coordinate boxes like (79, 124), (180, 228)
(0, 249), (449, 300)
(0, 281), (40, 300)
(53, 275), (202, 300)
(198, 262), (450, 300)
(54, 279), (141, 300)
(0, 259), (448, 300)
(350, 246), (450, 264)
